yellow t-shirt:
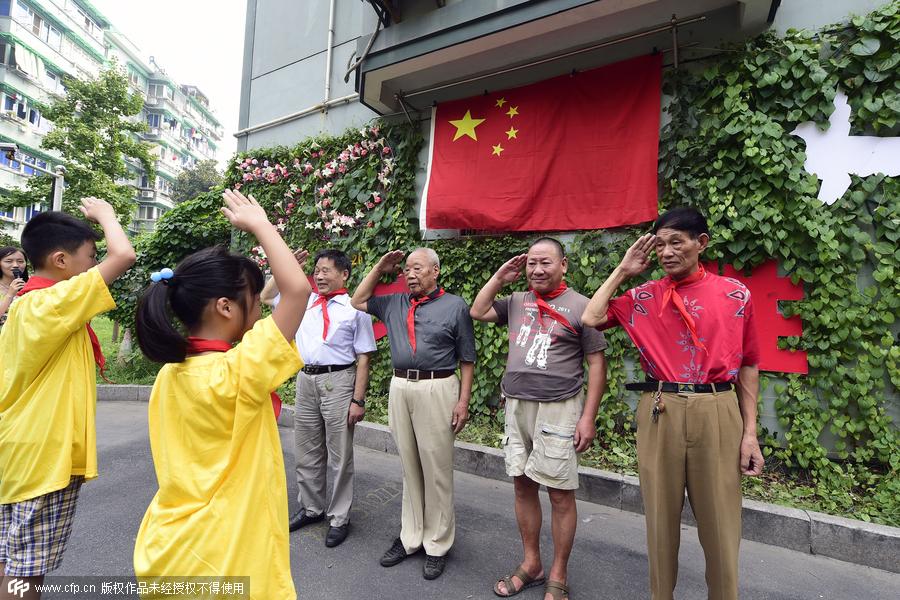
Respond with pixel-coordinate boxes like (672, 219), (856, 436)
(134, 316), (303, 600)
(0, 267), (115, 503)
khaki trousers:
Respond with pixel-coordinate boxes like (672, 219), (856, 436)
(294, 368), (356, 527)
(636, 390), (743, 600)
(388, 375), (459, 557)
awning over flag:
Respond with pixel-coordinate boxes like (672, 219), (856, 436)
(423, 53), (663, 232)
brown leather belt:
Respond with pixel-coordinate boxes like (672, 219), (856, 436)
(393, 369), (455, 381)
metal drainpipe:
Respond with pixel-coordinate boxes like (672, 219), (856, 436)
(324, 0), (337, 110)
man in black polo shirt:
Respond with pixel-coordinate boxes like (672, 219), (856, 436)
(351, 247), (476, 580)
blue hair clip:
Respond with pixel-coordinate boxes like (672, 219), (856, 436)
(150, 268), (175, 284)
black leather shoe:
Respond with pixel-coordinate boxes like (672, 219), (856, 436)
(423, 554), (446, 580)
(288, 510), (324, 532)
(380, 537), (412, 567)
(325, 523), (350, 547)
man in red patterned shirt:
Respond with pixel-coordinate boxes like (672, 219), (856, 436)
(583, 207), (764, 600)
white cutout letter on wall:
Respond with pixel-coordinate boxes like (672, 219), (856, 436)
(791, 91), (900, 205)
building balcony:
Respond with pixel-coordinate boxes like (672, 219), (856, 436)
(358, 0), (779, 113)
(0, 17), (99, 80)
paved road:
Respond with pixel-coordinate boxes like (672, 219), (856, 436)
(49, 402), (899, 599)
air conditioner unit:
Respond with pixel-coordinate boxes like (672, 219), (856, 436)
(149, 127), (159, 135)
(145, 97), (158, 105)
(141, 190), (154, 198)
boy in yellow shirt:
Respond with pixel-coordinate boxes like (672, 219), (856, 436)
(0, 198), (136, 596)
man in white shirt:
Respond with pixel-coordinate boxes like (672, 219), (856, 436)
(263, 248), (376, 547)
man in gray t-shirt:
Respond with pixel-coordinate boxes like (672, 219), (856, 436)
(471, 237), (607, 600)
(351, 247), (475, 581)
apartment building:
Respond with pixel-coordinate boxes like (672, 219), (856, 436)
(0, 0), (224, 239)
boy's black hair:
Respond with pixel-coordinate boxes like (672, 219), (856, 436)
(314, 248), (352, 278)
(21, 212), (101, 270)
(652, 207), (709, 239)
(135, 246), (264, 364)
(529, 236), (566, 259)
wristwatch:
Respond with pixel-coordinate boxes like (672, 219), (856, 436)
(351, 398), (366, 408)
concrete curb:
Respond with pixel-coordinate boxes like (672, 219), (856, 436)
(98, 387), (900, 573)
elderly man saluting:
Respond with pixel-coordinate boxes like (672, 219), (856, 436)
(582, 207), (765, 600)
(471, 237), (608, 600)
(351, 247), (475, 580)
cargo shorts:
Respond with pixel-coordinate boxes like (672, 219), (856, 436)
(502, 391), (585, 490)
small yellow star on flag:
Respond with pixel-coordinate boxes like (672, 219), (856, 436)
(506, 127), (518, 140)
(495, 97), (507, 108)
(492, 144), (504, 156)
(506, 106), (519, 118)
(449, 110), (485, 141)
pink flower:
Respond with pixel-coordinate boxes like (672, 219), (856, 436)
(366, 221), (374, 228)
(382, 147), (392, 155)
(287, 202), (295, 209)
(361, 149), (368, 156)
(234, 183), (242, 190)
(251, 159), (258, 165)
(366, 202), (375, 209)
(374, 197), (382, 204)
(371, 127), (379, 136)
(322, 199), (330, 207)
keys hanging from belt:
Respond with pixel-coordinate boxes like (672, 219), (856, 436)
(651, 384), (666, 423)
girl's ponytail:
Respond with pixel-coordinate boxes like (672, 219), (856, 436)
(136, 281), (188, 363)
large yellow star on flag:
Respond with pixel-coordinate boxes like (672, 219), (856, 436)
(492, 144), (504, 156)
(449, 110), (485, 141)
(506, 127), (518, 140)
(506, 106), (519, 118)
(495, 97), (507, 108)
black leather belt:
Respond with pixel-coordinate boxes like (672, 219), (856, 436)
(302, 363), (354, 375)
(393, 369), (455, 381)
(625, 380), (734, 394)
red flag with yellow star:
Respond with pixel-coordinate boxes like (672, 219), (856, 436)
(423, 53), (662, 232)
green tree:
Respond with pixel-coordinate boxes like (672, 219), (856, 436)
(1, 67), (155, 223)
(172, 159), (222, 203)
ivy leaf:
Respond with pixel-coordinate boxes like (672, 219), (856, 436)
(850, 36), (881, 56)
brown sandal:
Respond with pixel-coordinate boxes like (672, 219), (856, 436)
(493, 566), (546, 597)
(544, 580), (569, 600)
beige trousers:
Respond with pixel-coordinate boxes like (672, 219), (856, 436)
(388, 375), (459, 557)
(636, 390), (743, 600)
(294, 368), (356, 527)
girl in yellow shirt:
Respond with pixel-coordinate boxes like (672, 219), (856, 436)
(133, 190), (312, 600)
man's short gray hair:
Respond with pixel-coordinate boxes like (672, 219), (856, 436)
(411, 247), (440, 268)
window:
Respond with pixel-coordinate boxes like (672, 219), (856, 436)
(0, 1), (10, 17)
(138, 205), (156, 220)
(16, 99), (26, 120)
(0, 43), (7, 65)
(146, 113), (160, 128)
(4, 95), (14, 111)
(0, 209), (14, 219)
(23, 154), (34, 175)
(28, 107), (39, 126)
(141, 174), (149, 188)
(24, 203), (40, 221)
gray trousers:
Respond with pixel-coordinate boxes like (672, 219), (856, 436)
(294, 368), (355, 527)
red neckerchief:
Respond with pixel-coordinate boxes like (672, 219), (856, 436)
(308, 288), (348, 340)
(658, 264), (708, 352)
(406, 287), (444, 353)
(18, 276), (108, 381)
(529, 282), (577, 335)
(186, 337), (282, 419)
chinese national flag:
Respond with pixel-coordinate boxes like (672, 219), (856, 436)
(424, 53), (662, 232)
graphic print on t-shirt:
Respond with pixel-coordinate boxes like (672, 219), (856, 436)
(518, 300), (569, 371)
